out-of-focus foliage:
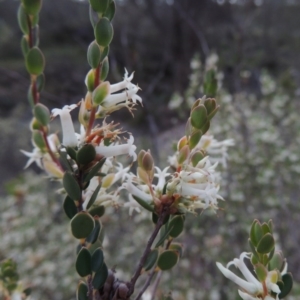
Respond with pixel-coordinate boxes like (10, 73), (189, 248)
(0, 174), (77, 300)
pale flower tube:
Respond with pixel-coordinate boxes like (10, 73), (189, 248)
(52, 104), (78, 147)
(95, 135), (137, 161)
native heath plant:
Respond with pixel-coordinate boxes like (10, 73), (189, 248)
(1, 0), (292, 299)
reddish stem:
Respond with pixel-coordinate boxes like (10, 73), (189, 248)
(32, 80), (39, 104)
(86, 64), (102, 136)
(26, 15), (33, 48)
(42, 130), (63, 171)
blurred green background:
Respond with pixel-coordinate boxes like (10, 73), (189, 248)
(1, 0), (300, 299)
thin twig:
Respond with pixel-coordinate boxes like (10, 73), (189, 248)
(150, 238), (172, 300)
(150, 271), (162, 300)
(127, 208), (169, 297)
(134, 268), (156, 300)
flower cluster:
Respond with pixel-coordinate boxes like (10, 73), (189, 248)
(216, 252), (286, 300)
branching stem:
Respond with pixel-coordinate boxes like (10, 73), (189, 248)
(127, 207), (169, 297)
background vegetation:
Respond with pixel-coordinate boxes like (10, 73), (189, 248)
(1, 0), (300, 299)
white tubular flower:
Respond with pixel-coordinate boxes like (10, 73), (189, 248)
(95, 135), (137, 161)
(154, 166), (170, 193)
(96, 70), (142, 115)
(21, 134), (59, 169)
(216, 252), (281, 300)
(52, 104), (78, 147)
(197, 135), (235, 168)
(168, 156), (223, 213)
(102, 86), (141, 108)
(123, 179), (153, 203)
(124, 193), (142, 216)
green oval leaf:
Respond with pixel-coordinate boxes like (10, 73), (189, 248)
(87, 41), (101, 69)
(100, 57), (109, 81)
(94, 18), (113, 47)
(168, 216), (184, 238)
(279, 273), (293, 299)
(26, 47), (45, 75)
(22, 0), (42, 15)
(256, 233), (275, 254)
(92, 262), (108, 289)
(157, 250), (179, 271)
(63, 195), (77, 219)
(189, 130), (202, 150)
(103, 1), (115, 21)
(34, 103), (50, 126)
(92, 81), (110, 106)
(84, 158), (106, 183)
(190, 104), (208, 130)
(143, 249), (159, 271)
(76, 247), (92, 277)
(70, 212), (95, 239)
(86, 217), (101, 245)
(86, 184), (101, 209)
(63, 171), (81, 201)
(89, 0), (110, 13)
(77, 144), (96, 165)
(32, 130), (46, 150)
(18, 5), (29, 34)
(76, 281), (88, 300)
(132, 195), (154, 212)
(88, 205), (105, 217)
(91, 247), (104, 272)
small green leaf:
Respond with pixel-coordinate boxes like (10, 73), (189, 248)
(87, 41), (101, 69)
(94, 18), (113, 47)
(86, 184), (101, 209)
(203, 98), (217, 116)
(250, 219), (259, 247)
(70, 212), (95, 239)
(32, 130), (46, 150)
(91, 248), (104, 272)
(26, 47), (45, 75)
(66, 147), (77, 161)
(88, 205), (105, 217)
(18, 5), (29, 34)
(168, 216), (184, 238)
(279, 273), (293, 299)
(256, 233), (275, 254)
(63, 195), (77, 219)
(77, 144), (96, 165)
(76, 247), (92, 277)
(269, 251), (284, 271)
(132, 195), (154, 212)
(189, 130), (202, 150)
(76, 281), (88, 300)
(261, 222), (271, 235)
(34, 103), (50, 126)
(248, 239), (259, 261)
(84, 158), (106, 183)
(155, 225), (174, 248)
(169, 243), (183, 258)
(36, 73), (45, 92)
(157, 250), (179, 271)
(143, 249), (159, 271)
(92, 262), (108, 289)
(100, 56), (109, 81)
(254, 263), (268, 282)
(89, 0), (110, 13)
(103, 1), (115, 21)
(63, 171), (82, 201)
(254, 221), (263, 245)
(190, 104), (208, 130)
(86, 217), (101, 245)
(92, 81), (110, 106)
(85, 69), (96, 92)
(191, 150), (205, 167)
(22, 0), (42, 15)
(21, 36), (30, 57)
(100, 46), (109, 62)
